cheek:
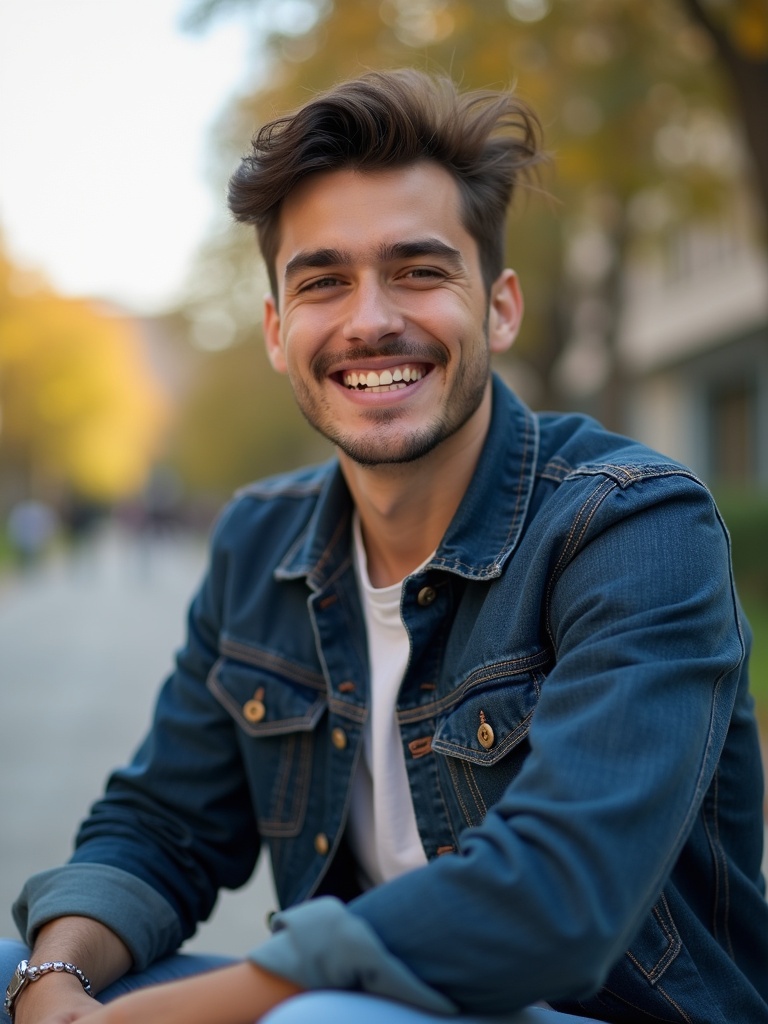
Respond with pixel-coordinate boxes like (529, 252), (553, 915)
(276, 329), (315, 382)
(282, 312), (335, 366)
(416, 293), (484, 338)
(435, 315), (484, 357)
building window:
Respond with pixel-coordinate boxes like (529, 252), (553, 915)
(708, 381), (757, 486)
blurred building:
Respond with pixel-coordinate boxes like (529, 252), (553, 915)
(618, 202), (768, 491)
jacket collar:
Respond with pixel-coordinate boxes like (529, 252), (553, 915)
(276, 374), (539, 587)
(431, 374), (539, 580)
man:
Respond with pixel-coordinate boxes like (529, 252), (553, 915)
(2, 69), (766, 1024)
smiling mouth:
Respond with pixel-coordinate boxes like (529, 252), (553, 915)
(341, 364), (426, 393)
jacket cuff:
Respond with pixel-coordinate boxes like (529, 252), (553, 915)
(13, 864), (182, 970)
(248, 896), (458, 1014)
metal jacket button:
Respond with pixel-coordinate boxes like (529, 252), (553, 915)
(477, 711), (495, 749)
(243, 688), (266, 723)
(477, 722), (495, 749)
(417, 585), (437, 606)
(331, 727), (347, 750)
(314, 833), (329, 855)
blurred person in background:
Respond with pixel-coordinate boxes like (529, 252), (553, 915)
(2, 70), (766, 1024)
(6, 500), (58, 570)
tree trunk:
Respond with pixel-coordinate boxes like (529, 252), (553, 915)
(681, 0), (768, 234)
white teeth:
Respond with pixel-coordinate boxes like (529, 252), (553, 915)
(342, 365), (424, 390)
(368, 381), (408, 392)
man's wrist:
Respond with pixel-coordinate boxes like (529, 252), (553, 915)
(5, 960), (94, 1022)
(13, 973), (94, 1024)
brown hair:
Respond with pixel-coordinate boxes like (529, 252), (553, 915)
(228, 69), (545, 297)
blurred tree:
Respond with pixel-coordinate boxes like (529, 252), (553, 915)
(171, 0), (762, 470)
(184, 0), (767, 219)
(680, 0), (768, 217)
(167, 325), (330, 496)
(0, 241), (169, 510)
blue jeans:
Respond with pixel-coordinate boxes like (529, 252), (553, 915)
(0, 938), (603, 1023)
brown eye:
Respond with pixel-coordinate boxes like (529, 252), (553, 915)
(302, 276), (342, 291)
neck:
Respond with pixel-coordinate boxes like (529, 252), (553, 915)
(340, 385), (492, 587)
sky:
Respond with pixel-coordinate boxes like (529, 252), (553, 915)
(0, 0), (258, 314)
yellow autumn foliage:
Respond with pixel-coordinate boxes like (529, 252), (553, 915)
(0, 253), (169, 502)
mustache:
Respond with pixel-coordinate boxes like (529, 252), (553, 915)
(311, 339), (448, 382)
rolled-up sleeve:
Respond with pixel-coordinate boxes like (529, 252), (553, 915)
(249, 896), (457, 1014)
(13, 863), (181, 969)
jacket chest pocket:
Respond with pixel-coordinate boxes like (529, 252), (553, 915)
(431, 668), (541, 830)
(208, 655), (326, 838)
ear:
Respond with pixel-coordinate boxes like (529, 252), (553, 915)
(263, 294), (288, 374)
(488, 270), (524, 355)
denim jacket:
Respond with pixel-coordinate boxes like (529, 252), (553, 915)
(15, 377), (768, 1023)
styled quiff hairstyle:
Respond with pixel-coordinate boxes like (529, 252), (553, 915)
(228, 69), (544, 297)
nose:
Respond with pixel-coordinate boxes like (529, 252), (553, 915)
(342, 277), (406, 345)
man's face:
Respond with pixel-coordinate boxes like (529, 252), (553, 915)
(264, 162), (521, 467)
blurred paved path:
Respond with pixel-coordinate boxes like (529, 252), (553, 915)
(0, 525), (275, 956)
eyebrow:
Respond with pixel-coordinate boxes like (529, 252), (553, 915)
(283, 237), (466, 283)
(284, 248), (349, 280)
(378, 239), (465, 269)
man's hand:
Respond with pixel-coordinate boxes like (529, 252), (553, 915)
(14, 916), (132, 1024)
(67, 963), (302, 1024)
(14, 973), (101, 1024)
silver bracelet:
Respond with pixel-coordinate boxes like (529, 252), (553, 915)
(4, 959), (93, 1022)
(26, 961), (92, 993)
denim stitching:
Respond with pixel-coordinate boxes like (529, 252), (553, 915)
(462, 760), (487, 819)
(207, 659), (326, 736)
(655, 983), (695, 1024)
(327, 697), (367, 724)
(548, 478), (614, 589)
(274, 500), (348, 581)
(538, 456), (572, 484)
(431, 713), (533, 762)
(398, 650), (551, 723)
(429, 407), (538, 577)
(559, 478), (616, 568)
(308, 512), (351, 588)
(260, 732), (313, 837)
(665, 670), (729, 876)
(502, 407), (537, 557)
(446, 756), (476, 828)
(485, 403), (537, 572)
(219, 638), (325, 691)
(636, 669), (733, 910)
(434, 756), (461, 847)
(600, 984), (687, 1022)
(625, 894), (681, 982)
(544, 477), (616, 644)
(569, 464), (705, 490)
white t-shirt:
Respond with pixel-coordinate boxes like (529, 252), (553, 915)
(347, 513), (429, 888)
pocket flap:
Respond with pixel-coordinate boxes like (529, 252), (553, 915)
(208, 656), (326, 736)
(432, 675), (538, 766)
